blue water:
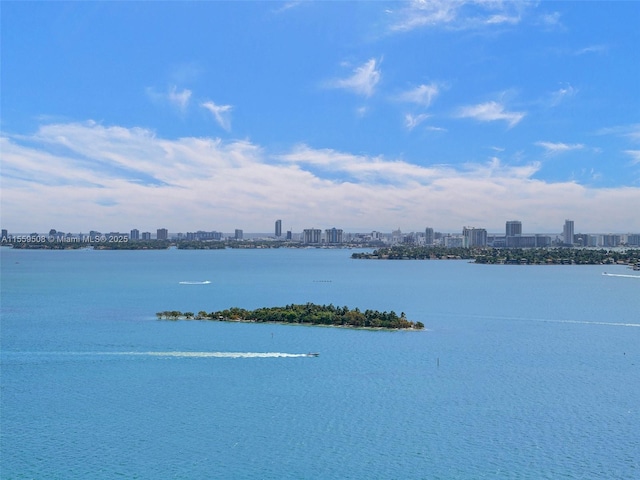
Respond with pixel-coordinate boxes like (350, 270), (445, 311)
(1, 247), (639, 479)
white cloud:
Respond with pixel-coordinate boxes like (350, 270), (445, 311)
(456, 101), (525, 127)
(328, 58), (381, 97)
(146, 85), (192, 113)
(538, 11), (562, 28)
(549, 83), (577, 106)
(2, 121), (639, 233)
(536, 141), (585, 155)
(389, 0), (530, 33)
(396, 83), (440, 107)
(201, 101), (233, 131)
(167, 86), (192, 111)
(405, 113), (430, 130)
(575, 44), (608, 55)
(596, 124), (640, 142)
(625, 150), (640, 165)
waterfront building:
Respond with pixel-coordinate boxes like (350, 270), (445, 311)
(1, 229), (8, 240)
(186, 231), (222, 241)
(574, 234), (589, 247)
(506, 221), (522, 237)
(507, 235), (537, 248)
(627, 234), (640, 246)
(303, 228), (322, 244)
(444, 235), (464, 248)
(286, 231), (292, 241)
(130, 229), (140, 240)
(275, 219), (282, 238)
(425, 227), (434, 245)
(487, 235), (506, 248)
(142, 232), (151, 240)
(463, 227), (487, 247)
(325, 228), (343, 244)
(563, 220), (574, 246)
(535, 235), (552, 248)
(602, 234), (621, 247)
(157, 228), (168, 241)
(235, 229), (243, 240)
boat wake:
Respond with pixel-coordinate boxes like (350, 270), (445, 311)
(602, 273), (640, 279)
(178, 280), (211, 285)
(113, 351), (312, 358)
(437, 312), (640, 328)
(5, 351), (315, 359)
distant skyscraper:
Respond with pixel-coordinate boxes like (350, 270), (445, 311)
(142, 232), (151, 240)
(325, 228), (343, 244)
(235, 229), (243, 240)
(156, 228), (168, 240)
(425, 227), (434, 245)
(506, 221), (522, 237)
(275, 219), (282, 237)
(130, 229), (140, 240)
(303, 228), (322, 244)
(462, 227), (487, 247)
(563, 220), (574, 246)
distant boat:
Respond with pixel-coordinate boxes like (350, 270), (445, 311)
(306, 352), (320, 357)
(179, 280), (212, 285)
(602, 272), (640, 279)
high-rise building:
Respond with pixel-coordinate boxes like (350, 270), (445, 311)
(425, 227), (434, 245)
(130, 229), (140, 240)
(142, 232), (151, 240)
(235, 229), (243, 240)
(156, 228), (168, 240)
(275, 219), (282, 237)
(303, 228), (322, 244)
(506, 221), (522, 237)
(463, 227), (487, 247)
(325, 228), (343, 244)
(563, 220), (574, 246)
(602, 234), (621, 247)
(627, 234), (640, 246)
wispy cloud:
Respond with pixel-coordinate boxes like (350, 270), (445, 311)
(456, 101), (525, 127)
(273, 1), (304, 14)
(3, 121), (639, 233)
(396, 83), (440, 107)
(388, 0), (530, 33)
(201, 101), (233, 131)
(146, 85), (192, 113)
(404, 113), (430, 130)
(167, 86), (192, 111)
(538, 11), (563, 28)
(625, 150), (640, 165)
(327, 58), (381, 97)
(596, 124), (640, 143)
(536, 141), (585, 155)
(575, 44), (608, 55)
(549, 83), (577, 106)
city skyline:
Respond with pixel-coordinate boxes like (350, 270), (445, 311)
(3, 217), (639, 239)
(2, 2), (639, 233)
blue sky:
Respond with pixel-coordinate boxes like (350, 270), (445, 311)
(2, 1), (639, 234)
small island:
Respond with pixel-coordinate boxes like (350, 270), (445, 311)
(156, 303), (424, 330)
(352, 246), (640, 267)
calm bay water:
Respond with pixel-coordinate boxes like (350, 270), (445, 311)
(1, 247), (639, 479)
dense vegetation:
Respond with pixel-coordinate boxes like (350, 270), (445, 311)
(156, 303), (424, 330)
(352, 246), (640, 266)
(352, 246), (477, 260)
